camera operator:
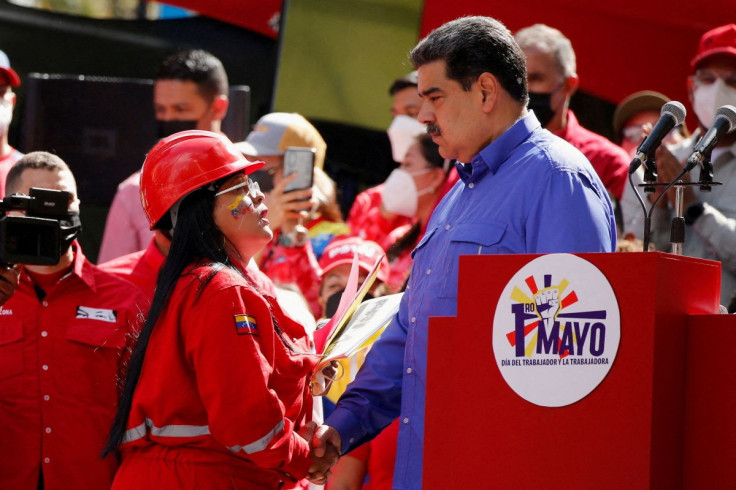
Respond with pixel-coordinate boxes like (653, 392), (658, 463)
(0, 151), (148, 489)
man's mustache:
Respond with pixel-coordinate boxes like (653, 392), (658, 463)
(426, 124), (441, 136)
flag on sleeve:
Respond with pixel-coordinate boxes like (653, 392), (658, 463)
(234, 314), (258, 336)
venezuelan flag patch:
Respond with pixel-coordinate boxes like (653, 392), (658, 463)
(234, 314), (258, 336)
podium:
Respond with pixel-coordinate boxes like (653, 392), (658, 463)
(424, 252), (733, 489)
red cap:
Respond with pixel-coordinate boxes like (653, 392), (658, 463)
(691, 24), (736, 69)
(0, 50), (20, 87)
(319, 236), (389, 284)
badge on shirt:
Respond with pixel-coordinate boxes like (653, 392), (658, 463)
(76, 306), (117, 323)
(234, 314), (258, 336)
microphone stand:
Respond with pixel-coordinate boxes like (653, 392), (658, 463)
(670, 184), (685, 255)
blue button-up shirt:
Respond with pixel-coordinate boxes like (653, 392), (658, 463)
(326, 112), (616, 489)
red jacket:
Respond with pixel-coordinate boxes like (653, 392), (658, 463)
(0, 244), (147, 490)
(116, 261), (318, 488)
(100, 237), (164, 300)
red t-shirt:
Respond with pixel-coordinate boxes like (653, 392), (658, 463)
(348, 419), (400, 490)
(554, 110), (629, 201)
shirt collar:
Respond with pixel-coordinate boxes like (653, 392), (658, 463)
(455, 111), (542, 184)
(553, 109), (578, 140)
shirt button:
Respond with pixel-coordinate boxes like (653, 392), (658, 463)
(42, 301), (49, 307)
(41, 331), (48, 337)
(349, 437), (355, 444)
(403, 417), (409, 424)
(445, 224), (451, 230)
(44, 457), (50, 464)
(42, 365), (49, 371)
(426, 269), (431, 275)
(411, 317), (416, 323)
(468, 183), (475, 189)
(43, 395), (50, 401)
(407, 367), (413, 374)
(45, 427), (52, 434)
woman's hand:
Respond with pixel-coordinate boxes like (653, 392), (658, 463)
(265, 172), (315, 232)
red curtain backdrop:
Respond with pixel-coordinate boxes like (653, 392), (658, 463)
(420, 1), (734, 109)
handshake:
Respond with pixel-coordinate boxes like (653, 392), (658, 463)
(300, 423), (342, 485)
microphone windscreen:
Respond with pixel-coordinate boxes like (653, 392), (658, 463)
(661, 101), (686, 126)
(715, 105), (736, 132)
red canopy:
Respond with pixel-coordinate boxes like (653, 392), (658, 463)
(158, 0), (282, 39)
(420, 1), (733, 108)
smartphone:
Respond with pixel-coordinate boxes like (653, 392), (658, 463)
(283, 147), (315, 193)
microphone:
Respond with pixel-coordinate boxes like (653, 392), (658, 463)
(685, 105), (736, 171)
(628, 101), (687, 174)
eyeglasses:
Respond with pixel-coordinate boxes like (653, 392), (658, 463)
(622, 124), (681, 145)
(692, 69), (736, 89)
(215, 178), (261, 199)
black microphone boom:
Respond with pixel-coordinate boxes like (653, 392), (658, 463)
(685, 105), (736, 171)
(628, 101), (687, 174)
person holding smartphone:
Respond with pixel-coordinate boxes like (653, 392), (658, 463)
(236, 113), (349, 319)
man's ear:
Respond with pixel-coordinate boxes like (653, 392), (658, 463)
(562, 74), (579, 98)
(477, 72), (499, 113)
(211, 95), (229, 122)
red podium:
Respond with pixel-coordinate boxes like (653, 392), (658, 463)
(424, 252), (729, 489)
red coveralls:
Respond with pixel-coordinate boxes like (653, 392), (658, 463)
(0, 244), (147, 489)
(114, 261), (318, 489)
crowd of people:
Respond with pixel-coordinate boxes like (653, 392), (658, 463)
(0, 13), (734, 490)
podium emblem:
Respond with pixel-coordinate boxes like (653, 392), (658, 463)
(492, 254), (620, 407)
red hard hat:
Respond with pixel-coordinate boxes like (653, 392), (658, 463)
(140, 130), (264, 230)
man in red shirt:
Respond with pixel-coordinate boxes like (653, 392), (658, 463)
(0, 49), (24, 198)
(0, 152), (147, 489)
(515, 24), (630, 202)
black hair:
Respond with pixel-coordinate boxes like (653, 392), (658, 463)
(103, 186), (229, 456)
(409, 16), (528, 105)
(155, 49), (229, 102)
(103, 179), (297, 456)
(6, 151), (73, 196)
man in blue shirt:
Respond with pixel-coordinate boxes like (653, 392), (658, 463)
(309, 16), (616, 488)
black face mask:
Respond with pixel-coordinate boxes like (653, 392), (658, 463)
(156, 119), (199, 139)
(324, 289), (374, 318)
(527, 91), (556, 128)
(59, 210), (82, 254)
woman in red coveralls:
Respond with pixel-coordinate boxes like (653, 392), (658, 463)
(104, 131), (338, 488)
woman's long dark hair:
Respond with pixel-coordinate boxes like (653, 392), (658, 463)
(103, 186), (230, 456)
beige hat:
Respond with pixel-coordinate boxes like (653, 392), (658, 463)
(235, 112), (326, 169)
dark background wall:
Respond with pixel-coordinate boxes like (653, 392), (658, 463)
(0, 1), (279, 262)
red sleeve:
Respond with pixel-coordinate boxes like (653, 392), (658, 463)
(182, 282), (313, 478)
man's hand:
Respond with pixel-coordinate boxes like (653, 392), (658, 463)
(307, 424), (341, 484)
(0, 264), (21, 306)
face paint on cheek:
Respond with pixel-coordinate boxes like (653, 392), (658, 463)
(227, 194), (253, 218)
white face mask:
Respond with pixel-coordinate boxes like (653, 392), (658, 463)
(693, 78), (736, 128)
(380, 168), (433, 217)
(387, 115), (426, 163)
(0, 98), (12, 138)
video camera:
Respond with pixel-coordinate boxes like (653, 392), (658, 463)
(0, 187), (71, 265)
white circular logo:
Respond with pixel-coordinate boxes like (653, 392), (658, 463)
(492, 254), (620, 407)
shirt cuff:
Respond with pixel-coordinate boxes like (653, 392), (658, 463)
(325, 405), (366, 455)
(279, 432), (312, 480)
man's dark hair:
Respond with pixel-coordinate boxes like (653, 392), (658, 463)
(409, 16), (528, 105)
(155, 49), (229, 102)
(388, 71), (418, 96)
(6, 151), (73, 195)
